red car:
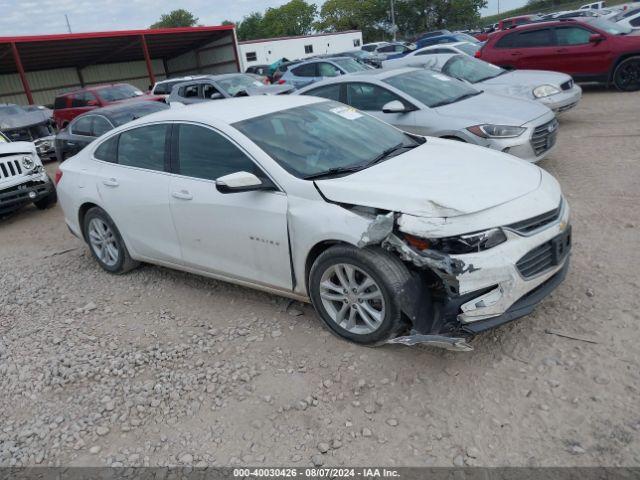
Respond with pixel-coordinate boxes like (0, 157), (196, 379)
(477, 18), (640, 91)
(53, 84), (165, 129)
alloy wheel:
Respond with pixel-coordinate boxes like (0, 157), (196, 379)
(88, 218), (120, 267)
(319, 263), (386, 335)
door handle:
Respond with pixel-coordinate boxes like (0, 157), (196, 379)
(102, 178), (119, 187)
(67, 142), (76, 146)
(172, 190), (193, 200)
(556, 48), (569, 53)
(511, 51), (522, 56)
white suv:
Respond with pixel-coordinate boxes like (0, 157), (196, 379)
(56, 96), (571, 349)
(0, 135), (57, 216)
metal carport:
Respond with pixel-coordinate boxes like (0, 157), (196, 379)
(0, 25), (240, 106)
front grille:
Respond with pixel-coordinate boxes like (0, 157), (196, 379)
(530, 119), (558, 156)
(507, 202), (562, 234)
(0, 158), (23, 179)
(560, 79), (573, 91)
(517, 227), (572, 278)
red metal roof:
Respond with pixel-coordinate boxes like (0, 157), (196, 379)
(0, 25), (236, 75)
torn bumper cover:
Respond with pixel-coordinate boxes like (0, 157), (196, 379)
(358, 207), (571, 345)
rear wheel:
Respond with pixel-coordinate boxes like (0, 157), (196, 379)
(82, 207), (139, 274)
(613, 57), (640, 92)
(309, 245), (411, 345)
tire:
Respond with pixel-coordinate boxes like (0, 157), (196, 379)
(33, 188), (57, 210)
(82, 206), (139, 274)
(613, 57), (640, 92)
(308, 245), (411, 345)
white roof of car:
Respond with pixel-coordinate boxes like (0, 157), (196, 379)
(127, 95), (326, 126)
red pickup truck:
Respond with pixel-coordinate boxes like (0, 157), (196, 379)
(53, 84), (165, 129)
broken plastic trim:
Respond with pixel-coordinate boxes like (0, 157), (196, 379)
(388, 334), (473, 351)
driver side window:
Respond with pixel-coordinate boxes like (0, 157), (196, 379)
(555, 27), (593, 45)
(203, 83), (222, 99)
(175, 124), (260, 181)
(318, 63), (341, 77)
(346, 83), (404, 111)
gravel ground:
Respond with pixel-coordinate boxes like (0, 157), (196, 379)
(1, 88), (639, 468)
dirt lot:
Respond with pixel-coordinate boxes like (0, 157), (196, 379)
(1, 88), (639, 468)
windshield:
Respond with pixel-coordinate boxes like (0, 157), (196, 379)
(217, 75), (264, 96)
(332, 58), (369, 73)
(233, 101), (418, 179)
(383, 69), (481, 108)
(586, 17), (632, 34)
(98, 85), (144, 102)
(442, 55), (504, 83)
(456, 42), (481, 56)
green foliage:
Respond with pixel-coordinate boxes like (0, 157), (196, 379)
(316, 0), (487, 42)
(150, 9), (199, 29)
(236, 0), (318, 41)
(316, 0), (390, 42)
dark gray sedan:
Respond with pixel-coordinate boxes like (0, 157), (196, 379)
(54, 101), (168, 162)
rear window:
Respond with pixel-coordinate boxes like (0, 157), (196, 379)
(153, 81), (182, 95)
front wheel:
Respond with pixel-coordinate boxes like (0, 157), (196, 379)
(82, 207), (139, 274)
(613, 57), (640, 92)
(308, 245), (411, 345)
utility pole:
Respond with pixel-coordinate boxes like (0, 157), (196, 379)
(65, 14), (72, 33)
(390, 0), (397, 41)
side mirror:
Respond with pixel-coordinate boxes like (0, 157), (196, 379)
(210, 92), (224, 100)
(215, 171), (273, 194)
(87, 100), (99, 106)
(382, 100), (412, 114)
(589, 33), (605, 43)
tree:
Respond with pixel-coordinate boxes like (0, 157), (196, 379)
(221, 20), (235, 26)
(316, 0), (391, 42)
(150, 9), (199, 29)
(236, 12), (267, 41)
(261, 0), (318, 37)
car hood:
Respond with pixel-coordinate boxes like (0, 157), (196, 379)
(314, 138), (542, 218)
(240, 84), (294, 96)
(480, 70), (572, 94)
(0, 109), (50, 130)
(0, 141), (36, 155)
(433, 90), (551, 126)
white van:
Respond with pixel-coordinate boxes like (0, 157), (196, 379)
(579, 1), (606, 9)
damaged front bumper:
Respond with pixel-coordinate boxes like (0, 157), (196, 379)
(370, 199), (572, 347)
(0, 176), (54, 215)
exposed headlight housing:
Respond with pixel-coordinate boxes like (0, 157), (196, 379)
(21, 155), (35, 170)
(533, 84), (561, 98)
(467, 124), (526, 139)
(404, 228), (507, 255)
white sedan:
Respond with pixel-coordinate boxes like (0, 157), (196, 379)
(56, 96), (571, 348)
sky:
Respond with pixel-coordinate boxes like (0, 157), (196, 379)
(0, 0), (527, 37)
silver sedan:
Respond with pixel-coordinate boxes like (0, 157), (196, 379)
(385, 52), (582, 113)
(295, 68), (559, 163)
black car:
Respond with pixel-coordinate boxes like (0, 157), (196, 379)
(54, 101), (169, 162)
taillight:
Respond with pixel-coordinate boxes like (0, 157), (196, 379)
(278, 79), (286, 85)
(475, 50), (482, 58)
(54, 169), (63, 185)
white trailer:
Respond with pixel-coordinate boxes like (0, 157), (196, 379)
(238, 31), (363, 71)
